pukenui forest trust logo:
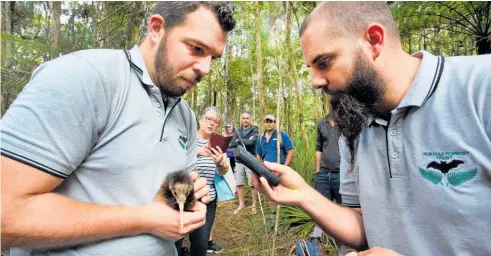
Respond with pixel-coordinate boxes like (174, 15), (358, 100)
(178, 129), (188, 150)
(418, 151), (477, 187)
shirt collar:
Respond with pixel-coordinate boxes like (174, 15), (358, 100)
(127, 45), (155, 88)
(126, 45), (181, 105)
(370, 51), (445, 127)
(397, 51), (444, 108)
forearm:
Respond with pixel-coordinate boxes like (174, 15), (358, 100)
(2, 192), (150, 249)
(315, 151), (322, 171)
(300, 188), (367, 249)
(284, 150), (294, 166)
(217, 161), (230, 175)
(243, 138), (257, 146)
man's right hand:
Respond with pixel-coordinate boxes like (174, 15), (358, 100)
(144, 200), (207, 240)
(251, 161), (312, 207)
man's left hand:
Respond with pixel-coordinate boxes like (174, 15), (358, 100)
(188, 171), (210, 204)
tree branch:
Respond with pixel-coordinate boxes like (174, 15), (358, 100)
(484, 2), (491, 35)
(97, 16), (125, 42)
(436, 1), (480, 34)
(96, 2), (133, 25)
(425, 12), (479, 35)
(463, 1), (481, 33)
(290, 2), (301, 33)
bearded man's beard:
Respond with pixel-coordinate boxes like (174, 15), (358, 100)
(330, 55), (385, 167)
(154, 36), (201, 97)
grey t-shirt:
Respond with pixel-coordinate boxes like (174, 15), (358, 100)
(339, 51), (491, 255)
(1, 46), (197, 256)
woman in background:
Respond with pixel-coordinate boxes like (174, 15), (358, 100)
(177, 106), (229, 256)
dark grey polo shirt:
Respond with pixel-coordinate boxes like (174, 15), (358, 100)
(339, 51), (491, 255)
(2, 45), (197, 256)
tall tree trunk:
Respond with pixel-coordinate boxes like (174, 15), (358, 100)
(192, 88), (197, 112)
(250, 54), (257, 124)
(212, 90), (217, 107)
(408, 31), (412, 54)
(208, 71), (213, 106)
(92, 2), (99, 48)
(285, 2), (310, 151)
(43, 2), (51, 60)
(2, 1), (14, 68)
(476, 36), (491, 54)
(433, 28), (441, 55)
(224, 43), (232, 122)
(423, 23), (428, 51)
(51, 1), (61, 58)
(255, 2), (265, 121)
(100, 2), (108, 48)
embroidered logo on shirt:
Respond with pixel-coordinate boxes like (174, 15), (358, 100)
(418, 151), (477, 186)
(178, 129), (188, 150)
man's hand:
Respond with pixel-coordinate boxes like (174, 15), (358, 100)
(196, 145), (212, 157)
(346, 247), (403, 256)
(251, 161), (312, 207)
(189, 171), (210, 204)
(145, 200), (207, 240)
(146, 171), (209, 240)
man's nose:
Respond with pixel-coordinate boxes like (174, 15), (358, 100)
(193, 56), (212, 76)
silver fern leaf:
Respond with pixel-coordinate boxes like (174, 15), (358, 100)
(447, 168), (477, 187)
(419, 167), (443, 185)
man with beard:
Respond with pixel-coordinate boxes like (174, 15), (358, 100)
(252, 2), (491, 256)
(229, 112), (260, 215)
(1, 2), (235, 256)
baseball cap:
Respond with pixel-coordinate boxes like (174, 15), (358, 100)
(264, 114), (276, 122)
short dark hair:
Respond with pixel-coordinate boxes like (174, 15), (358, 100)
(300, 2), (399, 42)
(153, 1), (235, 32)
(241, 111), (251, 117)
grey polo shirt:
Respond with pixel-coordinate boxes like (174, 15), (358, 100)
(339, 51), (491, 255)
(1, 45), (197, 256)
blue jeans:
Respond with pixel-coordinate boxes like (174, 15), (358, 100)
(311, 171), (341, 239)
(314, 171), (341, 203)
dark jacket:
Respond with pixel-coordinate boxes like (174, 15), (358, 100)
(316, 118), (340, 172)
(230, 125), (259, 157)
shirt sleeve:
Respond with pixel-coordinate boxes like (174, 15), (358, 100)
(338, 137), (360, 208)
(316, 121), (323, 152)
(184, 110), (198, 173)
(256, 137), (261, 157)
(0, 54), (109, 179)
(281, 132), (294, 151)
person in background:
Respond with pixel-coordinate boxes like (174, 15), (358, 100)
(1, 2), (235, 255)
(176, 106), (229, 256)
(256, 114), (294, 166)
(222, 121), (236, 172)
(229, 112), (259, 215)
(309, 113), (350, 256)
(253, 2), (491, 255)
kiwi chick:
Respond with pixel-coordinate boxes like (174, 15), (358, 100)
(156, 170), (195, 230)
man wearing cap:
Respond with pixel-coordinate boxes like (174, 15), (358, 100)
(229, 112), (259, 214)
(256, 114), (294, 166)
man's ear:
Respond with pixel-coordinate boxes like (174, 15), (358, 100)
(148, 14), (166, 44)
(363, 23), (385, 61)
